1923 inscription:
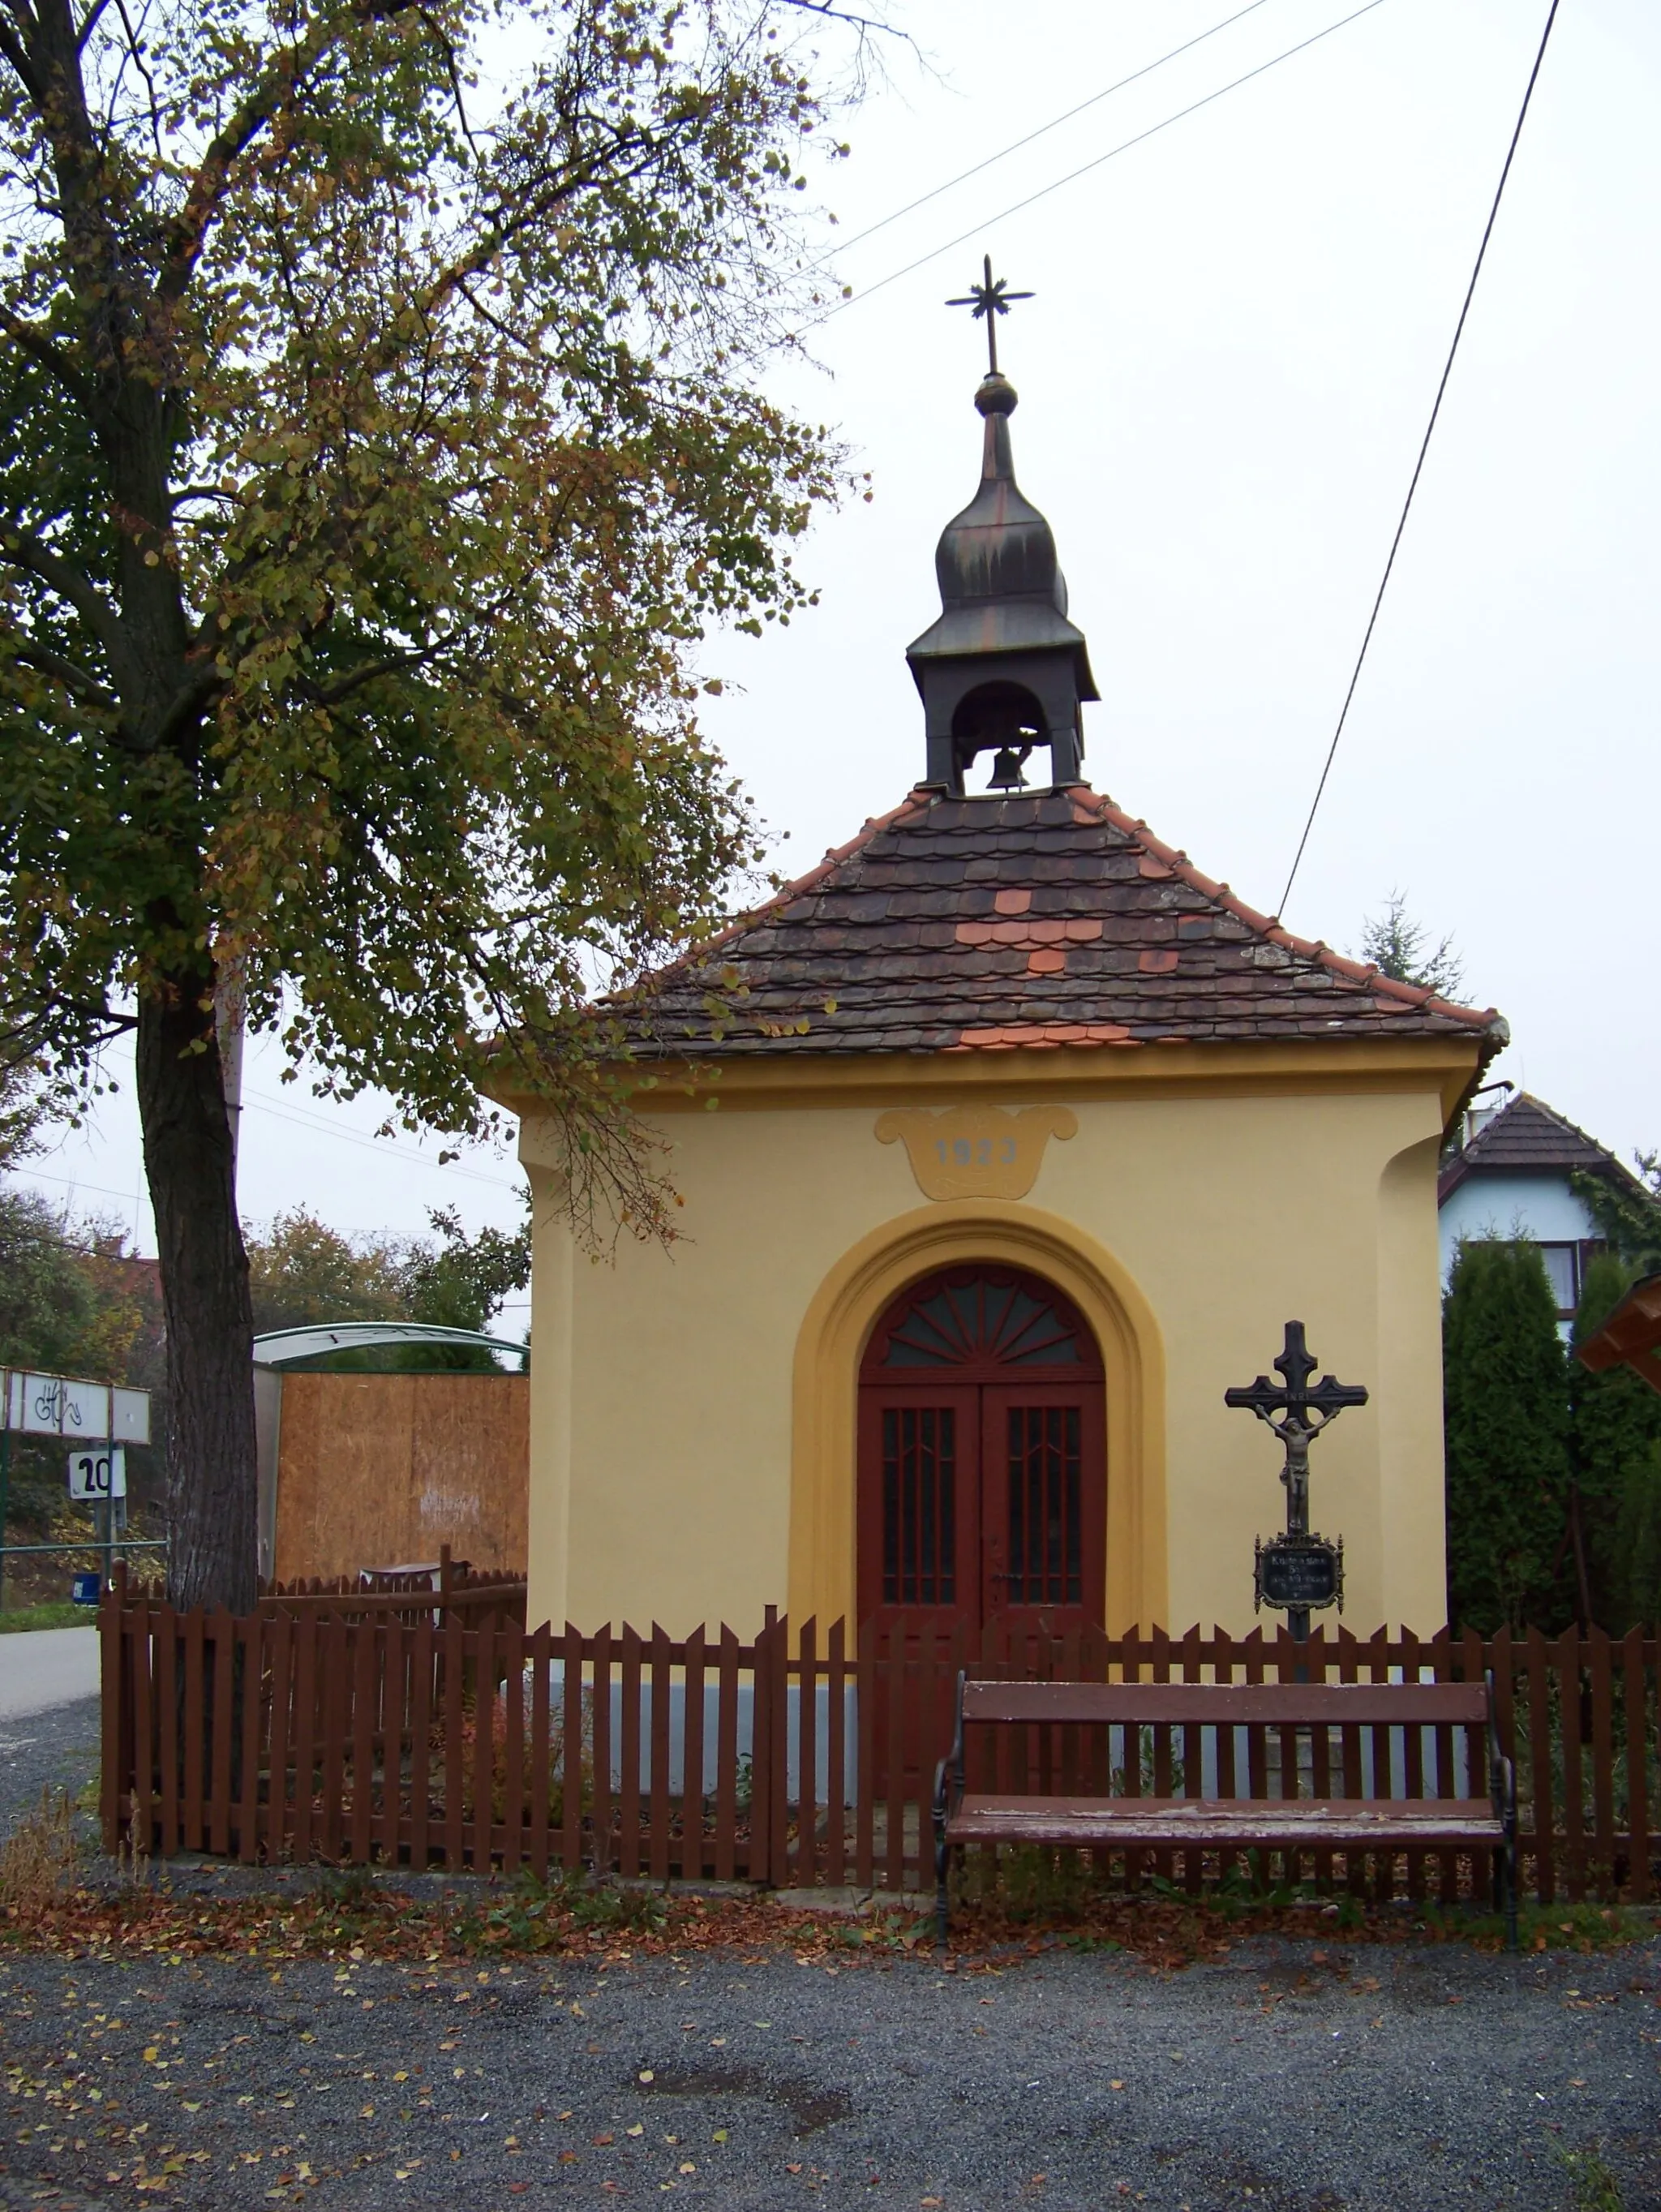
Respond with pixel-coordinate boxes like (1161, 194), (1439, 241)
(936, 1135), (1018, 1168)
(876, 1104), (1077, 1200)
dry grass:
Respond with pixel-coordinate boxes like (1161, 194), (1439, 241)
(0, 1790), (79, 1920)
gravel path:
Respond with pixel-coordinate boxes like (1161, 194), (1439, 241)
(0, 1692), (100, 1840)
(2, 1926), (1657, 2210)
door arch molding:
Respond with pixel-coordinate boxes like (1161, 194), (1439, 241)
(787, 1200), (1167, 1632)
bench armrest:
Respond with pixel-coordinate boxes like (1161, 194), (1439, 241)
(1484, 1669), (1517, 1832)
(933, 1669), (968, 1832)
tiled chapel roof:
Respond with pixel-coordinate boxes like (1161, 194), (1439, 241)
(613, 784), (1507, 1060)
(1438, 1093), (1631, 1204)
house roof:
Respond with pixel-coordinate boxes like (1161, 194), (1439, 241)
(1437, 1092), (1630, 1205)
(612, 784), (1508, 1063)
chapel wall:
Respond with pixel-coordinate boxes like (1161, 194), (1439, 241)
(521, 1080), (1453, 1639)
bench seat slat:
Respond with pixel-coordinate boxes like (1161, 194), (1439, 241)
(944, 1793), (1502, 1850)
(959, 1682), (1488, 1727)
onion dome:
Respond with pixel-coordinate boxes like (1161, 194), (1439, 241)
(907, 374), (1099, 795)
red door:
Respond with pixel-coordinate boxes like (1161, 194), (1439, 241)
(857, 1267), (1105, 1638)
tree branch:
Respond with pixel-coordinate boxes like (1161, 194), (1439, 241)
(11, 638), (118, 712)
(0, 303), (94, 411)
(0, 11), (44, 101)
(157, 0), (414, 307)
(75, 0), (114, 49)
(149, 655), (225, 750)
(0, 522), (127, 672)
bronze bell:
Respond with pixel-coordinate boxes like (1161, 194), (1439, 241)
(988, 744), (1030, 791)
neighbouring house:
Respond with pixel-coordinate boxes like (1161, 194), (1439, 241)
(490, 359), (1507, 1640)
(1437, 1091), (1637, 1329)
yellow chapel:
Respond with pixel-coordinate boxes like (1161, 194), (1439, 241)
(495, 362), (1504, 1642)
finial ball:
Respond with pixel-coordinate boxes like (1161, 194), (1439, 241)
(975, 372), (1018, 419)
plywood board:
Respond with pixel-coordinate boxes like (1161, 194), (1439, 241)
(273, 1372), (528, 1583)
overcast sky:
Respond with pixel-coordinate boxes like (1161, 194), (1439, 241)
(15, 0), (1659, 1304)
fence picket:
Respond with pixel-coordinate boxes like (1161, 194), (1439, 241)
(410, 1615), (432, 1871)
(132, 1603), (157, 1861)
(649, 1626), (672, 1884)
(590, 1627), (614, 1879)
(715, 1625), (739, 1884)
(1623, 1628), (1650, 1903)
(884, 1621), (905, 1896)
(351, 1617), (376, 1864)
(682, 1627), (706, 1883)
(854, 1617), (875, 1891)
(181, 1609), (206, 1852)
(238, 1613), (264, 1864)
(560, 1623), (585, 1875)
(473, 1616), (496, 1874)
(796, 1619), (818, 1889)
(320, 1617), (349, 1863)
(768, 1617), (791, 1891)
(443, 1613), (466, 1873)
(502, 1619), (526, 1876)
(1559, 1627), (1586, 1904)
(528, 1622), (551, 1883)
(1524, 1626), (1554, 1905)
(749, 1621), (771, 1883)
(826, 1620), (847, 1890)
(100, 1586), (124, 1854)
(1588, 1626), (1615, 1897)
(619, 1626), (642, 1881)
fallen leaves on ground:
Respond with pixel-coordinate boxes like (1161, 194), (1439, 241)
(1, 1874), (1653, 1974)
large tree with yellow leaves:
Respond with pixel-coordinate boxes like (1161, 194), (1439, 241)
(0, 0), (852, 1607)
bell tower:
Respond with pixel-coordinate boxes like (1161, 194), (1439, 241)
(906, 261), (1098, 795)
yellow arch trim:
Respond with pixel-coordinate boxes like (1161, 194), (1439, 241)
(788, 1200), (1167, 1633)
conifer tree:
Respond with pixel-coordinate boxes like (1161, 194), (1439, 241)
(1570, 1252), (1661, 1628)
(1443, 1239), (1570, 1630)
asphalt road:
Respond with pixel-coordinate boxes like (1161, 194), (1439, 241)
(0, 1690), (100, 1840)
(0, 1626), (100, 1720)
(2, 1926), (1658, 2211)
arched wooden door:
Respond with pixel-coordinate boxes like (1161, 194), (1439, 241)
(857, 1265), (1106, 1636)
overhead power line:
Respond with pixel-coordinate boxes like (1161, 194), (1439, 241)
(808, 0), (1391, 326)
(1276, 0), (1562, 920)
(239, 1087), (521, 1191)
(818, 0), (1279, 267)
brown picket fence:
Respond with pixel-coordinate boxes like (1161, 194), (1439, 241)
(99, 1589), (1659, 1905)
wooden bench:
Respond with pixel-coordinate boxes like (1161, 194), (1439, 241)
(932, 1674), (1517, 1948)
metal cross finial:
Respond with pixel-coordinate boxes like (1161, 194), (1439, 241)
(946, 255), (1033, 377)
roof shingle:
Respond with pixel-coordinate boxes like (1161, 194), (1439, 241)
(613, 785), (1507, 1060)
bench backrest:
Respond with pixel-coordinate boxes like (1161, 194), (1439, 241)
(959, 1678), (1490, 1728)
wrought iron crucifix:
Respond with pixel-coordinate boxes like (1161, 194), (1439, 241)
(1225, 1320), (1367, 1536)
(946, 255), (1033, 376)
(1227, 1321), (1367, 1643)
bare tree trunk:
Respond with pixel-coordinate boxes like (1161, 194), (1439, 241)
(136, 956), (256, 1613)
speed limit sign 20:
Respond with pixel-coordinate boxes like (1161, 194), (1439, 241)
(67, 1446), (126, 1501)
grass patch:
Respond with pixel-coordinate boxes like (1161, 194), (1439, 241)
(1557, 2144), (1626, 2212)
(1424, 1897), (1658, 1954)
(944, 1845), (1660, 1963)
(0, 1792), (79, 1918)
(0, 1600), (95, 1631)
